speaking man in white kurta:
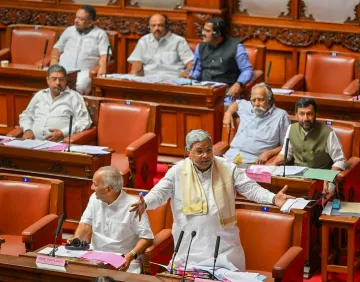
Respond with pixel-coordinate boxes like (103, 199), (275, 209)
(130, 129), (294, 272)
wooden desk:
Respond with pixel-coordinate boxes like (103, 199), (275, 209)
(0, 145), (111, 233)
(0, 254), (168, 282)
(92, 77), (226, 160)
(320, 215), (360, 282)
(273, 91), (360, 122)
(0, 64), (77, 135)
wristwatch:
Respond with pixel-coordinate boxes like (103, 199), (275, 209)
(130, 249), (138, 259)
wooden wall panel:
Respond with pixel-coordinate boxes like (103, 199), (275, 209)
(159, 110), (178, 149)
(0, 95), (8, 129)
(14, 95), (31, 126)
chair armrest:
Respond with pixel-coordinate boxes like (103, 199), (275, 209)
(34, 56), (52, 68)
(336, 157), (360, 183)
(90, 60), (115, 77)
(0, 48), (10, 61)
(282, 74), (304, 90)
(272, 246), (304, 280)
(126, 132), (157, 158)
(22, 214), (59, 252)
(6, 127), (23, 138)
(69, 127), (97, 145)
(245, 70), (264, 89)
(213, 141), (229, 156)
(343, 79), (359, 96)
(143, 229), (173, 275)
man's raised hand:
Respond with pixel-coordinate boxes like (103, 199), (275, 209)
(129, 193), (146, 221)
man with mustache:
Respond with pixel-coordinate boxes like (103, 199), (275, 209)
(189, 18), (253, 107)
(127, 14), (193, 79)
(19, 64), (92, 141)
(223, 83), (290, 164)
(130, 129), (294, 273)
(50, 5), (111, 95)
(272, 98), (347, 202)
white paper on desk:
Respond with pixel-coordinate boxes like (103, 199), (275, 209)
(215, 269), (260, 282)
(0, 135), (15, 140)
(273, 166), (308, 177)
(36, 262), (66, 272)
(38, 246), (88, 258)
(4, 139), (47, 149)
(280, 198), (312, 213)
(322, 201), (333, 215)
(33, 141), (59, 150)
(248, 165), (277, 174)
(70, 145), (110, 155)
(271, 88), (294, 95)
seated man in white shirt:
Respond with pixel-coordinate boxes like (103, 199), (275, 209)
(127, 14), (194, 79)
(68, 166), (154, 273)
(50, 5), (111, 95)
(272, 98), (347, 202)
(19, 64), (92, 141)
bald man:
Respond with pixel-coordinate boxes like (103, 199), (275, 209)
(128, 13), (193, 79)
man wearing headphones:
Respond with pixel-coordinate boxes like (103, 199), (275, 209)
(223, 83), (290, 164)
(128, 14), (194, 79)
(189, 18), (253, 107)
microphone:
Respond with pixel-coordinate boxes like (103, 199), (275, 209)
(212, 236), (221, 280)
(105, 45), (111, 78)
(265, 61), (272, 84)
(50, 214), (65, 257)
(181, 231), (196, 282)
(283, 138), (290, 177)
(41, 39), (49, 70)
(67, 115), (73, 152)
(170, 230), (184, 274)
(190, 58), (199, 85)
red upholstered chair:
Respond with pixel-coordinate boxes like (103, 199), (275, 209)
(70, 98), (159, 189)
(187, 40), (266, 97)
(0, 24), (57, 66)
(282, 50), (360, 96)
(237, 209), (304, 281)
(0, 173), (63, 256)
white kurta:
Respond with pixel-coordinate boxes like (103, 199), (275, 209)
(19, 87), (92, 140)
(81, 191), (154, 273)
(144, 156), (275, 271)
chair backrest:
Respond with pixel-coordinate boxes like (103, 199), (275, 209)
(0, 181), (51, 235)
(236, 209), (300, 272)
(302, 51), (356, 94)
(9, 27), (56, 65)
(97, 102), (152, 153)
(146, 200), (172, 235)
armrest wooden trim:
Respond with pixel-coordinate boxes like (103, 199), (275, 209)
(336, 157), (360, 183)
(6, 127), (23, 138)
(69, 127), (97, 144)
(0, 48), (10, 61)
(126, 132), (157, 158)
(22, 214), (58, 240)
(343, 79), (358, 96)
(272, 246), (303, 279)
(282, 74), (304, 90)
(213, 141), (229, 156)
(90, 60), (115, 77)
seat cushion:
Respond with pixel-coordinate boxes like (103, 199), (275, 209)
(0, 235), (25, 256)
(111, 153), (130, 186)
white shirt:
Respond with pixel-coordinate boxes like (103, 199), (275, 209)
(81, 192), (154, 273)
(54, 25), (111, 71)
(144, 156), (275, 271)
(19, 87), (92, 140)
(280, 124), (347, 170)
(127, 32), (193, 79)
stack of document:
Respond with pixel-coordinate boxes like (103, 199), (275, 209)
(4, 139), (67, 151)
(322, 201), (360, 217)
(81, 251), (126, 268)
(280, 198), (312, 213)
(70, 145), (110, 155)
(248, 165), (308, 177)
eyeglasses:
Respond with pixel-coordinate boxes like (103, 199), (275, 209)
(193, 147), (214, 156)
(150, 23), (165, 28)
(49, 77), (66, 82)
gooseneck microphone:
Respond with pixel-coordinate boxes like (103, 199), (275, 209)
(170, 230), (184, 274)
(283, 138), (290, 177)
(190, 58), (199, 85)
(41, 39), (49, 70)
(105, 45), (111, 78)
(212, 236), (221, 280)
(50, 214), (65, 257)
(181, 231), (196, 282)
(265, 61), (272, 84)
(67, 115), (73, 152)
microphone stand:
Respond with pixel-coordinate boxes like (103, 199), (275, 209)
(283, 138), (290, 177)
(68, 115), (73, 152)
(181, 231), (196, 282)
(212, 236), (220, 280)
(50, 214), (65, 257)
(170, 230), (184, 274)
(41, 39), (49, 70)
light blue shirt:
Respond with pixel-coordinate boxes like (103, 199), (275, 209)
(224, 100), (290, 164)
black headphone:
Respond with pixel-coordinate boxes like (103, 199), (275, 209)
(250, 83), (275, 106)
(206, 18), (226, 39)
(147, 14), (170, 33)
(65, 238), (90, 251)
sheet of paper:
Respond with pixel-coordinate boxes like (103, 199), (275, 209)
(322, 202), (333, 215)
(81, 251), (106, 261)
(0, 135), (15, 144)
(34, 141), (58, 150)
(36, 262), (66, 272)
(280, 198), (312, 213)
(338, 202), (360, 213)
(102, 252), (126, 269)
(273, 166), (308, 177)
(38, 246), (88, 258)
(303, 168), (339, 182)
(272, 88), (294, 95)
(70, 145), (110, 155)
(4, 139), (48, 149)
(47, 144), (68, 151)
